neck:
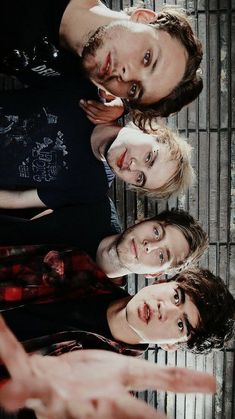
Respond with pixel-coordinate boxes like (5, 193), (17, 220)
(60, 0), (129, 55)
(96, 235), (129, 278)
(107, 296), (141, 344)
(91, 124), (121, 161)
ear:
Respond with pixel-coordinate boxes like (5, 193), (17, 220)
(130, 8), (158, 24)
(159, 343), (178, 352)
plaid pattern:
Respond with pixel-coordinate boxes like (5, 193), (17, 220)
(0, 245), (147, 378)
(0, 245), (111, 310)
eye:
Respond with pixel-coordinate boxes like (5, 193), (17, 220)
(128, 83), (138, 99)
(159, 251), (164, 264)
(153, 226), (160, 239)
(143, 50), (151, 66)
(136, 172), (144, 185)
(145, 152), (152, 163)
(174, 289), (180, 305)
(177, 319), (184, 333)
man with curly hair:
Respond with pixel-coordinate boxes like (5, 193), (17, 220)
(0, 1), (203, 127)
(1, 265), (234, 357)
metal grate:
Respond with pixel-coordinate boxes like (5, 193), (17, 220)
(109, 0), (235, 418)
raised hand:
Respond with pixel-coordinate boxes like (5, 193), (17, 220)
(0, 316), (216, 419)
(79, 97), (124, 124)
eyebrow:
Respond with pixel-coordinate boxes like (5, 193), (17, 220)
(140, 150), (159, 188)
(151, 58), (158, 75)
(159, 225), (172, 263)
(183, 313), (193, 337)
(180, 288), (194, 337)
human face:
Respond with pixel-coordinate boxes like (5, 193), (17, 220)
(106, 127), (178, 190)
(115, 220), (190, 275)
(125, 281), (200, 344)
(82, 21), (187, 105)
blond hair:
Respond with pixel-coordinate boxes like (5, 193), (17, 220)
(127, 122), (194, 199)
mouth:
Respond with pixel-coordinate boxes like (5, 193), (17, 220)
(116, 149), (127, 170)
(99, 52), (112, 79)
(138, 302), (153, 324)
(131, 238), (138, 259)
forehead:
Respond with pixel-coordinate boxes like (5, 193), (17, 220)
(137, 30), (187, 105)
(164, 224), (190, 265)
(144, 145), (178, 190)
(116, 127), (155, 145)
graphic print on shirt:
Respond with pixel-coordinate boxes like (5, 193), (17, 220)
(0, 106), (68, 183)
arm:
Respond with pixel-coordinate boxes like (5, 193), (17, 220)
(0, 316), (216, 419)
(31, 209), (54, 220)
(0, 189), (46, 209)
(0, 199), (114, 247)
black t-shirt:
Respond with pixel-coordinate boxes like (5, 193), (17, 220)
(2, 292), (126, 342)
(0, 0), (109, 88)
(0, 0), (83, 87)
(0, 79), (109, 208)
(0, 198), (121, 259)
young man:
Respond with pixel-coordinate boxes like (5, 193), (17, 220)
(91, 123), (193, 199)
(0, 1), (203, 125)
(0, 82), (193, 209)
(1, 262), (234, 356)
(0, 209), (208, 279)
(0, 317), (217, 419)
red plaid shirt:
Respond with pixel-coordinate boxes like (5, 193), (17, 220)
(0, 245), (147, 377)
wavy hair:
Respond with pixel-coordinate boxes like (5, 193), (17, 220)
(173, 268), (235, 353)
(126, 6), (203, 129)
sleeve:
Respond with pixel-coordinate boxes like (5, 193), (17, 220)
(0, 199), (115, 254)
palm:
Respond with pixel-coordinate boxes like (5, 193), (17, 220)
(0, 316), (216, 419)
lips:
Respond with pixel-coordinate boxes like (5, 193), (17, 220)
(138, 303), (152, 324)
(99, 52), (111, 78)
(131, 238), (138, 259)
(116, 149), (127, 169)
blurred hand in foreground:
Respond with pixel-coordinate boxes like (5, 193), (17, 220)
(0, 316), (216, 419)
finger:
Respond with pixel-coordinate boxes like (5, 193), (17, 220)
(0, 316), (30, 380)
(80, 100), (106, 112)
(82, 107), (106, 119)
(79, 103), (106, 120)
(80, 396), (166, 419)
(0, 380), (33, 410)
(60, 349), (123, 364)
(123, 358), (216, 394)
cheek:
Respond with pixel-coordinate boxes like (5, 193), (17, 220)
(104, 79), (128, 97)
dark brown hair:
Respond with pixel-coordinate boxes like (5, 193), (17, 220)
(128, 6), (203, 129)
(173, 268), (235, 353)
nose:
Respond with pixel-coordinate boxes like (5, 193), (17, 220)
(159, 301), (179, 322)
(118, 63), (139, 83)
(129, 158), (137, 170)
(143, 240), (159, 253)
(118, 64), (130, 82)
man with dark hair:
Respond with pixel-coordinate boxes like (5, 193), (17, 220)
(0, 208), (208, 279)
(0, 1), (203, 127)
(0, 261), (234, 356)
(0, 261), (232, 418)
(161, 269), (235, 353)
